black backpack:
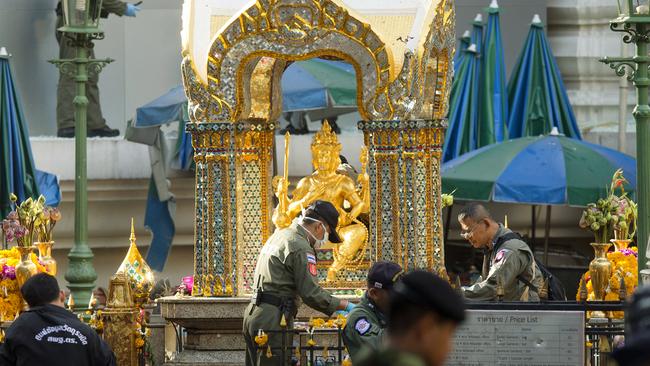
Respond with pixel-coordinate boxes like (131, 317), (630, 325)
(495, 232), (568, 301)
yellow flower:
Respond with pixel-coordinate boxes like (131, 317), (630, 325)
(135, 338), (145, 348)
(307, 338), (316, 347)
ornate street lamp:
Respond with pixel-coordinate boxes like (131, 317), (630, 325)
(601, 0), (650, 282)
(49, 0), (113, 313)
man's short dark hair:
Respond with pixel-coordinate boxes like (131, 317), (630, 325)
(457, 202), (492, 223)
(21, 273), (60, 307)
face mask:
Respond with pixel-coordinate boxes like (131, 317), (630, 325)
(299, 215), (329, 248)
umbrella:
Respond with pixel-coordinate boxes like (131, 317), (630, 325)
(478, 0), (508, 147)
(1, 48), (59, 217)
(507, 15), (581, 139)
(441, 131), (635, 207)
(453, 30), (471, 75)
(281, 58), (357, 120)
(442, 44), (480, 163)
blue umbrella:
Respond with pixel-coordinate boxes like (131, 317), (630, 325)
(507, 15), (581, 139)
(1, 49), (59, 217)
(443, 44), (481, 162)
(442, 131), (635, 206)
(478, 0), (508, 146)
(453, 30), (471, 75)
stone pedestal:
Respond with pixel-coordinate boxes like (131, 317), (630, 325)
(158, 296), (355, 366)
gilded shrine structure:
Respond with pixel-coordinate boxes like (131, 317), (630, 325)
(159, 0), (455, 363)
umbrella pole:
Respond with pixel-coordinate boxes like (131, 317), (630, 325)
(544, 205), (551, 266)
(531, 205), (536, 251)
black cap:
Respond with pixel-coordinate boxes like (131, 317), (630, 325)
(368, 261), (403, 290)
(392, 270), (465, 323)
(612, 285), (650, 366)
(21, 273), (61, 308)
(307, 200), (342, 243)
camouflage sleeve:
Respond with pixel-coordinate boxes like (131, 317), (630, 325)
(289, 249), (340, 315)
(343, 312), (383, 361)
(462, 248), (526, 301)
(102, 0), (127, 16)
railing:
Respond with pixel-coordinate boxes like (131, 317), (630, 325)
(246, 301), (627, 366)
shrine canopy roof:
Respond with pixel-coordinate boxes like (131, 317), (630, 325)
(181, 0), (441, 83)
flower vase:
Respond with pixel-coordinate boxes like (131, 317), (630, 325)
(589, 243), (612, 317)
(15, 246), (37, 288)
(36, 241), (57, 276)
(612, 230), (632, 252)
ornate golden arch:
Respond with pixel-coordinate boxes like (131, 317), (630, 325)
(182, 0), (455, 124)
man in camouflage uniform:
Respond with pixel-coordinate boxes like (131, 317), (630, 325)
(457, 203), (543, 301)
(243, 200), (354, 366)
(343, 261), (402, 362)
(355, 270), (466, 366)
(55, 0), (140, 138)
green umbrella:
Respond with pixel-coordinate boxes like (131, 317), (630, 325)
(478, 0), (508, 147)
(442, 133), (636, 207)
(1, 49), (40, 217)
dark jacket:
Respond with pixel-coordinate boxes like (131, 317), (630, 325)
(0, 304), (116, 366)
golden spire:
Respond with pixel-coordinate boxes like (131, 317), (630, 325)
(130, 217), (136, 244)
(311, 121), (341, 148)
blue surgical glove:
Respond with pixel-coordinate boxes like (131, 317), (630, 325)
(125, 3), (140, 17)
(345, 302), (355, 312)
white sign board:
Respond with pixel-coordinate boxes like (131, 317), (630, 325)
(447, 310), (584, 366)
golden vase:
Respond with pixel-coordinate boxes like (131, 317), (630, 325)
(15, 246), (38, 288)
(36, 241), (56, 276)
(612, 229), (631, 252)
(589, 243), (612, 301)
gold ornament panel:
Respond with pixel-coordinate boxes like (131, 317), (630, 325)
(182, 0), (456, 123)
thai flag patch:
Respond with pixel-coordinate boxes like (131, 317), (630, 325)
(306, 253), (316, 264)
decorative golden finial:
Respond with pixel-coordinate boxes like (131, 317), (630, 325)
(496, 275), (504, 301)
(619, 276), (627, 301)
(579, 274), (588, 302)
(539, 278), (549, 301)
(311, 121), (341, 148)
(130, 217), (136, 244)
(280, 314), (287, 328)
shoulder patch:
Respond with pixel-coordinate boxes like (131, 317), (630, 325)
(306, 253), (316, 264)
(494, 249), (510, 263)
(354, 317), (371, 335)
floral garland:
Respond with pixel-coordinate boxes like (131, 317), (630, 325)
(576, 247), (638, 318)
(0, 247), (47, 321)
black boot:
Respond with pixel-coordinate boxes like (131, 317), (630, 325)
(88, 125), (120, 138)
(56, 127), (75, 138)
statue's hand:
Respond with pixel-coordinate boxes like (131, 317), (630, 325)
(273, 177), (289, 199)
(272, 210), (291, 229)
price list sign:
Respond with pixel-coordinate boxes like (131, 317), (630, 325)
(447, 310), (584, 366)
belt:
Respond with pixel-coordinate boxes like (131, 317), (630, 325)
(252, 291), (296, 315)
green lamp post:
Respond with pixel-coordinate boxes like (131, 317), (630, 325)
(601, 0), (650, 282)
(49, 0), (113, 312)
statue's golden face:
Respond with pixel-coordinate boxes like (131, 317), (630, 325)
(312, 145), (340, 172)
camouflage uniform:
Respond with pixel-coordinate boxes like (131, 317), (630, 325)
(462, 225), (543, 301)
(243, 221), (341, 366)
(342, 293), (386, 361)
(55, 0), (127, 130)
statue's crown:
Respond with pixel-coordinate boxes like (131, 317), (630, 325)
(312, 121), (341, 147)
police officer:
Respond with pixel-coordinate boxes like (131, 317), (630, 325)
(343, 261), (403, 361)
(0, 273), (116, 366)
(55, 0), (140, 138)
(243, 200), (355, 366)
(457, 203), (543, 301)
(355, 270), (466, 366)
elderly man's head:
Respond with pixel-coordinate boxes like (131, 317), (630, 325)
(457, 203), (499, 250)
